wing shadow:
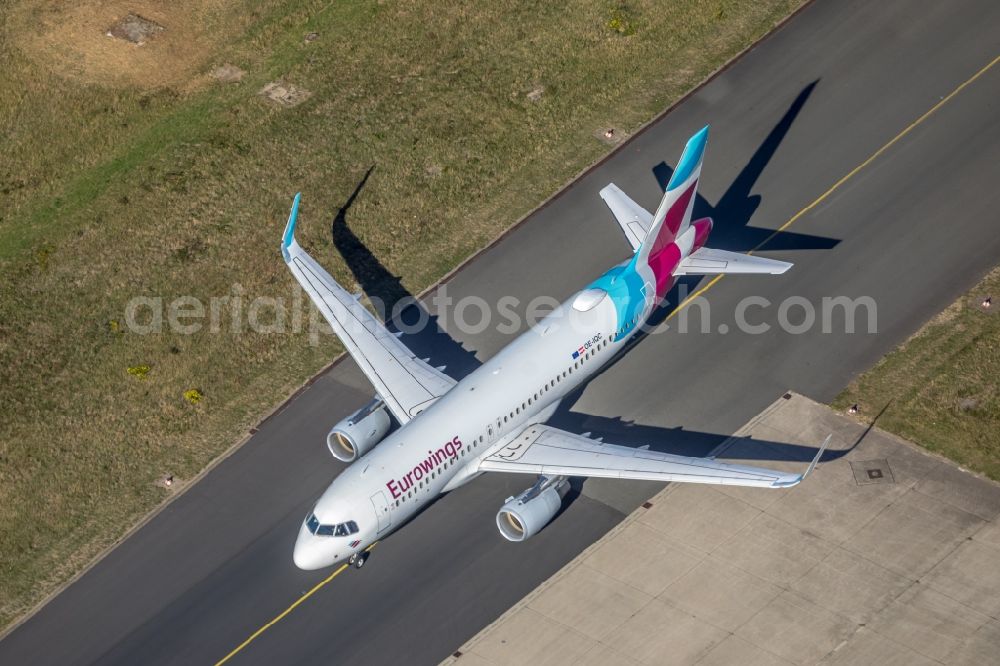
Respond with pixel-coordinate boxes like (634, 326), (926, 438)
(330, 166), (480, 381)
(547, 404), (853, 514)
(548, 393), (853, 463)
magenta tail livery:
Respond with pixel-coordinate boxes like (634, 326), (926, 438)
(281, 127), (819, 570)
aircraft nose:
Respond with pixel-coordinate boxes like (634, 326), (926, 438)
(293, 527), (327, 570)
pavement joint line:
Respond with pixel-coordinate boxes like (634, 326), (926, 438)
(445, 395), (791, 663)
(706, 395), (790, 459)
(448, 389), (1000, 663)
(893, 430), (1000, 499)
(660, 51), (1000, 327)
(451, 397), (812, 660)
(452, 395), (1000, 665)
(806, 536), (949, 665)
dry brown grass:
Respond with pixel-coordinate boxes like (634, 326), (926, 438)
(9, 0), (240, 90)
(0, 0), (805, 628)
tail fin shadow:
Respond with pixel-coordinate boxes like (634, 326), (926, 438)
(653, 81), (838, 253)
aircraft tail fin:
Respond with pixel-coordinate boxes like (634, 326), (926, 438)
(636, 126), (708, 264)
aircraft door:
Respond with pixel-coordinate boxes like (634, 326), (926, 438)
(370, 491), (391, 535)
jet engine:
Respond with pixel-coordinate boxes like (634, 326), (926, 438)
(326, 397), (391, 462)
(496, 475), (569, 542)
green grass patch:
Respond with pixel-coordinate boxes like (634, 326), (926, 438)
(0, 0), (804, 628)
(834, 267), (1000, 480)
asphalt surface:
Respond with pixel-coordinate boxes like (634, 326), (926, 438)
(3, 0), (1000, 664)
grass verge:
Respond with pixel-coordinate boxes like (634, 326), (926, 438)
(0, 0), (805, 629)
(834, 266), (1000, 480)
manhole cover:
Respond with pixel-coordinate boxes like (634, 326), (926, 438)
(106, 13), (164, 45)
(850, 459), (895, 485)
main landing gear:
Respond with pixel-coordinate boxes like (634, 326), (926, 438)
(349, 551), (368, 569)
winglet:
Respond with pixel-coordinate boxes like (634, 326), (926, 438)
(772, 434), (832, 488)
(802, 434), (832, 480)
(281, 192), (301, 262)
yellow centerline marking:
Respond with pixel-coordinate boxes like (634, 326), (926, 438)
(214, 53), (999, 666)
(664, 52), (1000, 323)
(214, 564), (347, 666)
(214, 543), (377, 666)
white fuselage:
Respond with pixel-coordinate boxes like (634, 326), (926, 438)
(292, 267), (658, 569)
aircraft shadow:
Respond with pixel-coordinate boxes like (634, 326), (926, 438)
(330, 166), (481, 383)
(547, 82), (847, 505)
(328, 82), (840, 503)
(652, 79), (837, 255)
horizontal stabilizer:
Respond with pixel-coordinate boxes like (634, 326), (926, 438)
(599, 183), (652, 252)
(674, 247), (792, 276)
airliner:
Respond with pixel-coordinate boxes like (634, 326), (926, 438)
(283, 126), (828, 570)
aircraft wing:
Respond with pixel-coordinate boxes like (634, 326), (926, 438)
(674, 247), (792, 275)
(281, 194), (456, 424)
(599, 183), (652, 252)
(479, 425), (829, 489)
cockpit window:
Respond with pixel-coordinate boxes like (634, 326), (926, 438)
(305, 512), (358, 537)
(306, 513), (320, 534)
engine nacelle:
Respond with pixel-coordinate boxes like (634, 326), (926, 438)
(496, 476), (569, 542)
(326, 398), (391, 462)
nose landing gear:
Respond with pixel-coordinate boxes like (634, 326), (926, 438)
(349, 552), (368, 569)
